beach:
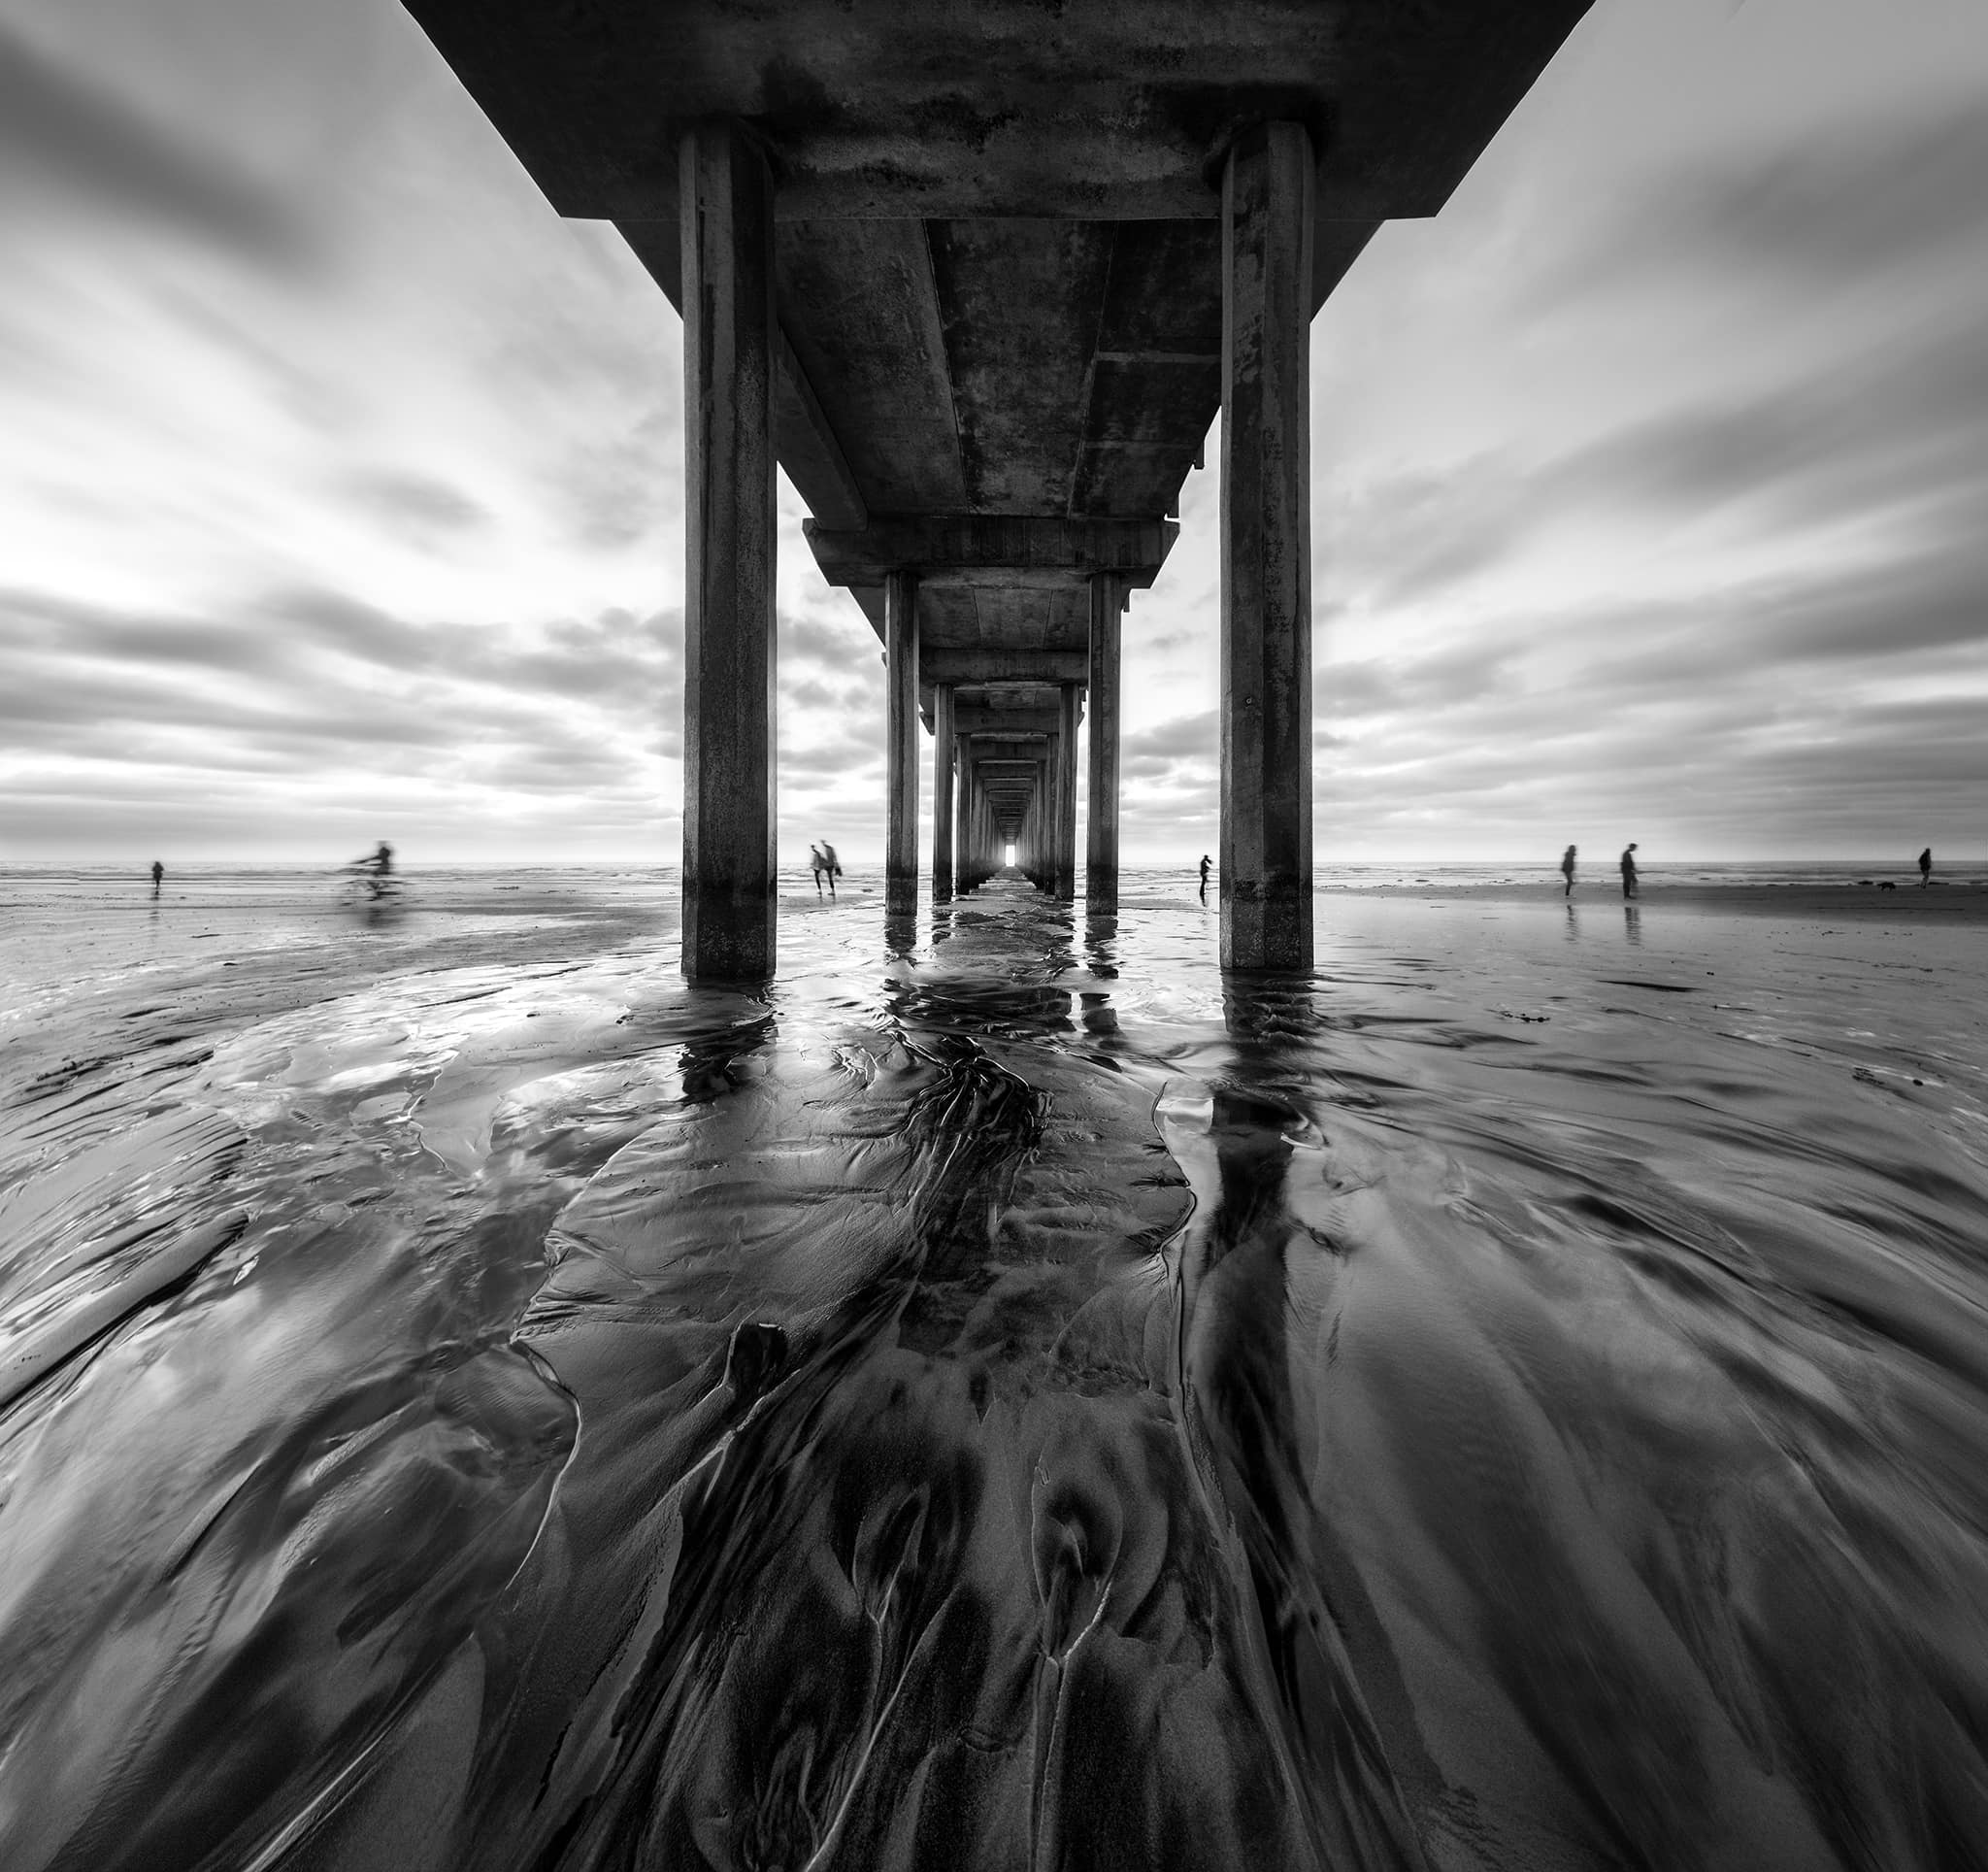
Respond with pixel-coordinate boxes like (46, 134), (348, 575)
(2, 863), (1985, 1870)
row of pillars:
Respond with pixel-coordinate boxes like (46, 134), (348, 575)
(882, 575), (1119, 911)
(679, 117), (1311, 980)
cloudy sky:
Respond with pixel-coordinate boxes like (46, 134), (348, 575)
(1, 0), (1982, 865)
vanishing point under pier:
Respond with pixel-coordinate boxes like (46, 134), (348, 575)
(404, 0), (1593, 974)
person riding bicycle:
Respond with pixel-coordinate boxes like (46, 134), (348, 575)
(349, 842), (395, 899)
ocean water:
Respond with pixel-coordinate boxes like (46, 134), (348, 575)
(1, 864), (1985, 1870)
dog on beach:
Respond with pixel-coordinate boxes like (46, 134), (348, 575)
(1877, 881), (1897, 890)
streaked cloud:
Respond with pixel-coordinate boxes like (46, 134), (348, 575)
(0, 17), (306, 265)
(0, 0), (1982, 862)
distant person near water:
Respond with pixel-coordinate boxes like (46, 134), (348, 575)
(1198, 853), (1211, 902)
(811, 842), (842, 899)
(1920, 847), (1933, 887)
(1620, 842), (1639, 900)
(150, 860), (163, 896)
(1560, 845), (1576, 896)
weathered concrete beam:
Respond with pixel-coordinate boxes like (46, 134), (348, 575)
(614, 221), (866, 532)
(407, 2), (1593, 230)
(1221, 122), (1313, 972)
(919, 649), (1090, 687)
(954, 709), (1060, 739)
(679, 121), (777, 984)
(775, 327), (867, 529)
(804, 516), (1176, 591)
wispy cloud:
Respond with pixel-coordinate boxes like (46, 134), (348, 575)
(0, 17), (308, 267)
(0, 0), (1983, 861)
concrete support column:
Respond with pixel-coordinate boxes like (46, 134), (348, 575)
(884, 568), (920, 911)
(1220, 120), (1314, 971)
(1041, 739), (1057, 887)
(680, 121), (778, 982)
(966, 763), (981, 886)
(1085, 574), (1122, 911)
(1032, 760), (1047, 886)
(1055, 687), (1079, 898)
(973, 766), (986, 887)
(932, 685), (955, 899)
(952, 741), (970, 888)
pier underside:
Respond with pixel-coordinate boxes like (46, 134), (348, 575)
(405, 0), (1592, 973)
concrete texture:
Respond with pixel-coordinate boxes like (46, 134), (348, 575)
(932, 684), (954, 900)
(1086, 574), (1123, 911)
(1220, 124), (1314, 972)
(884, 569), (920, 909)
(679, 122), (778, 983)
(1055, 686), (1080, 899)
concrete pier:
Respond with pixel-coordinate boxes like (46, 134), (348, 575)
(955, 734), (972, 889)
(884, 568), (920, 912)
(1220, 122), (1314, 972)
(679, 121), (777, 983)
(411, 0), (1591, 973)
(932, 684), (955, 899)
(1055, 688), (1079, 898)
(1085, 573), (1122, 912)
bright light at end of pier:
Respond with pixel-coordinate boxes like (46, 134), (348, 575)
(1005, 843), (1016, 866)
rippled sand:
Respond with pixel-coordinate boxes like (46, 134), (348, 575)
(2, 868), (1986, 1870)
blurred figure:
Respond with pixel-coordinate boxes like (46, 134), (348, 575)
(1560, 845), (1576, 896)
(149, 859), (163, 896)
(1920, 847), (1933, 887)
(1620, 842), (1639, 900)
(349, 842), (394, 899)
(1198, 853), (1212, 902)
(810, 842), (841, 900)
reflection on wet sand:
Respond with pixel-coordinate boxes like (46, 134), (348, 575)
(2, 871), (1987, 1869)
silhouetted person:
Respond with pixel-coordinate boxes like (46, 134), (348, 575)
(809, 843), (837, 899)
(1560, 845), (1576, 896)
(351, 842), (394, 899)
(820, 842), (842, 900)
(1920, 847), (1933, 887)
(1620, 842), (1639, 900)
(1198, 853), (1212, 902)
(150, 860), (163, 896)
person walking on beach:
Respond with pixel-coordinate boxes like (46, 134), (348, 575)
(1560, 845), (1576, 896)
(819, 842), (843, 900)
(1198, 853), (1212, 902)
(1920, 847), (1933, 887)
(1620, 842), (1640, 900)
(150, 859), (163, 896)
(809, 844), (838, 899)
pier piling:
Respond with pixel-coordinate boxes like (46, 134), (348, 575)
(1220, 121), (1314, 972)
(679, 120), (777, 983)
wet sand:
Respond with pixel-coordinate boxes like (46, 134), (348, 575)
(2, 867), (1986, 1870)
(1332, 879), (1988, 923)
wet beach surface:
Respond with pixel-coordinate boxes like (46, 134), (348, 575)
(2, 866), (1986, 1870)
